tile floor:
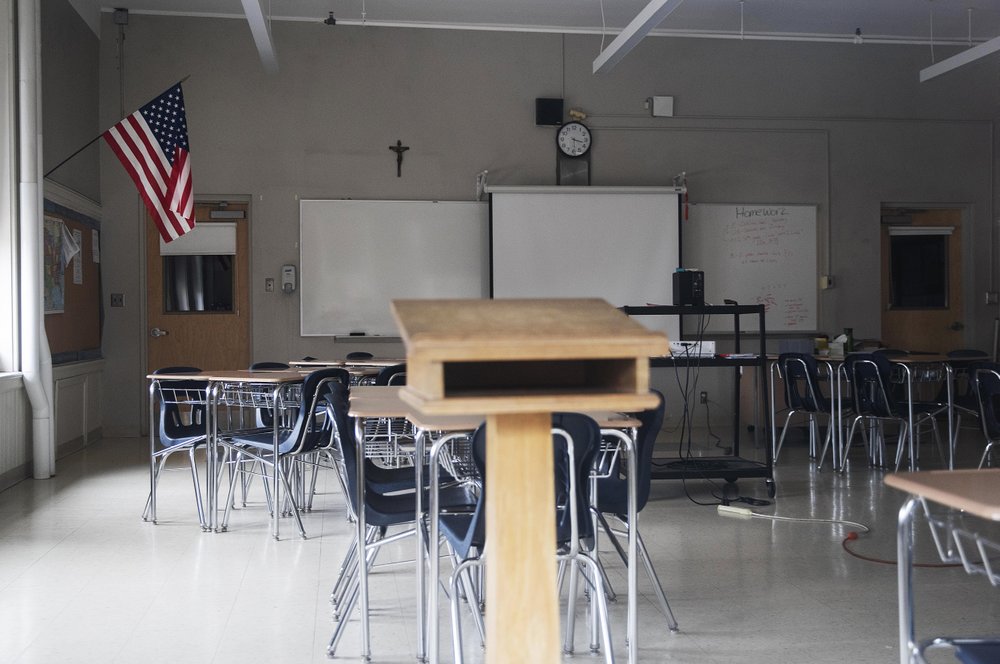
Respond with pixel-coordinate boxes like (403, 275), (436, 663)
(1, 429), (1000, 663)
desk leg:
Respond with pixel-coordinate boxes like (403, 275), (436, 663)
(415, 428), (427, 663)
(272, 386), (281, 540)
(946, 365), (955, 470)
(825, 362), (840, 471)
(208, 383), (220, 532)
(905, 367), (916, 472)
(897, 496), (919, 664)
(148, 382), (158, 524)
(769, 362), (779, 464)
(354, 417), (372, 662)
(485, 412), (560, 664)
(626, 429), (638, 664)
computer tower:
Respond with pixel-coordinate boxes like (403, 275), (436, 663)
(673, 270), (704, 306)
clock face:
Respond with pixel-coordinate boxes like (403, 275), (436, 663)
(556, 122), (592, 158)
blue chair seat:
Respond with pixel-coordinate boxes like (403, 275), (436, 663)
(227, 429), (328, 456)
(955, 641), (1000, 664)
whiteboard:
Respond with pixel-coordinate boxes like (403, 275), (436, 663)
(683, 203), (817, 332)
(299, 200), (488, 336)
(490, 186), (681, 339)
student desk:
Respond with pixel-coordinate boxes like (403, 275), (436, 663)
(768, 354), (841, 469)
(885, 469), (1000, 664)
(842, 355), (955, 471)
(770, 354), (956, 472)
(391, 298), (667, 664)
(146, 370), (212, 529)
(146, 369), (307, 537)
(289, 360), (382, 383)
(206, 370), (307, 538)
(291, 358), (404, 368)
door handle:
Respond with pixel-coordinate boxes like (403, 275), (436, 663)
(949, 321), (965, 331)
(150, 327), (169, 338)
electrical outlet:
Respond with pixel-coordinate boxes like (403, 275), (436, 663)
(699, 391), (708, 404)
(110, 293), (125, 307)
(265, 278), (275, 293)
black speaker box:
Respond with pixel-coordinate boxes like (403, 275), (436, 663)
(535, 98), (564, 126)
(673, 270), (705, 306)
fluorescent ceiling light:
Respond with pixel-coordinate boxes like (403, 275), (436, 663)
(920, 34), (1000, 82)
(241, 0), (279, 73)
(593, 0), (685, 74)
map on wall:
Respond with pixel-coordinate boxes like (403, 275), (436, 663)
(44, 216), (65, 313)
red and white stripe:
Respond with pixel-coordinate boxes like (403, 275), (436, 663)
(104, 112), (194, 242)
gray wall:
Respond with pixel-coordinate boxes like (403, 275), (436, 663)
(42, 0), (99, 201)
(93, 14), (998, 435)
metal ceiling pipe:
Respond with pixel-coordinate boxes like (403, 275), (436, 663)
(17, 0), (54, 479)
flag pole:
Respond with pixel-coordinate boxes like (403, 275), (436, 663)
(43, 75), (191, 179)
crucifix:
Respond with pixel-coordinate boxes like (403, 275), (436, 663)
(388, 139), (409, 177)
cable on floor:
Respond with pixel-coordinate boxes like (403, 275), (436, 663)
(841, 531), (962, 568)
(718, 504), (962, 568)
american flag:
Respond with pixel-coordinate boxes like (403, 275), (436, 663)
(104, 83), (194, 243)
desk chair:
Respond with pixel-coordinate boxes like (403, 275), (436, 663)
(217, 368), (348, 539)
(345, 351), (374, 360)
(145, 366), (209, 528)
(368, 362), (413, 467)
(248, 361), (291, 426)
(249, 361), (291, 370)
(593, 390), (679, 637)
(874, 348), (910, 358)
(323, 381), (478, 660)
(773, 353), (835, 468)
(375, 362), (406, 385)
(431, 413), (614, 664)
(841, 353), (945, 472)
(973, 365), (1000, 469)
(941, 351), (990, 412)
(918, 639), (1000, 664)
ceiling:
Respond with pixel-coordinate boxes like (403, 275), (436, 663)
(91, 0), (1000, 46)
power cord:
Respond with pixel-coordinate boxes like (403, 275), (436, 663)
(718, 504), (869, 531)
(717, 505), (962, 568)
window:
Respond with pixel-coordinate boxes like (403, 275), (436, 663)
(163, 255), (235, 313)
(0, 1), (16, 372)
(888, 227), (951, 309)
(159, 221), (237, 313)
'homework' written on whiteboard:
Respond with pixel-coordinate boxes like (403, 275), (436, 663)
(684, 203), (817, 332)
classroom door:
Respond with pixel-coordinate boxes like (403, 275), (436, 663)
(880, 208), (964, 353)
(145, 201), (251, 374)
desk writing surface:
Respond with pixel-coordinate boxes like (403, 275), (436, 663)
(350, 385), (403, 400)
(146, 371), (211, 380)
(205, 370), (306, 383)
(349, 397), (412, 419)
(392, 298), (667, 359)
(885, 469), (1000, 521)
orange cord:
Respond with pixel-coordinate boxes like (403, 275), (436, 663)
(841, 531), (963, 568)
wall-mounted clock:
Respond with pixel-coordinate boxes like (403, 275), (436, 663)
(556, 121), (592, 185)
(556, 121), (592, 157)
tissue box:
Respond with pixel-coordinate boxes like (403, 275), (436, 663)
(828, 341), (845, 358)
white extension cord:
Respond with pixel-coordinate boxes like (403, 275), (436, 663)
(716, 503), (871, 533)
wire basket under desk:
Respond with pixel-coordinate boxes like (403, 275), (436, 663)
(156, 382), (209, 407)
(214, 382), (303, 431)
(923, 498), (1000, 586)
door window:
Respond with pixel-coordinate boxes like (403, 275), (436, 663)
(887, 226), (952, 309)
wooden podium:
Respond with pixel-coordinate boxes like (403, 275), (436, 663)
(392, 298), (668, 664)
